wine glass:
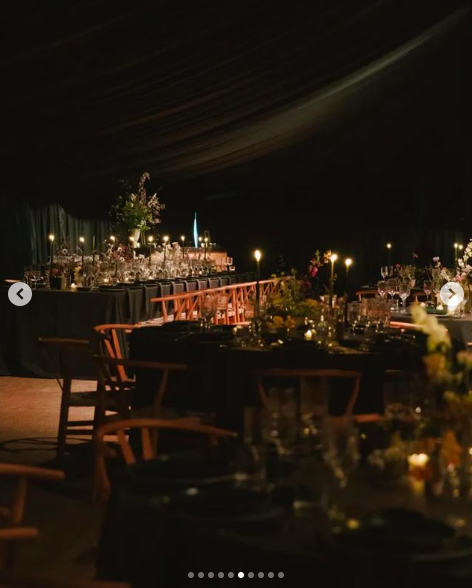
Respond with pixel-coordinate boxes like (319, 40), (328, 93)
(423, 280), (432, 306)
(347, 302), (360, 335)
(399, 282), (410, 313)
(381, 266), (388, 279)
(201, 294), (217, 328)
(387, 278), (397, 311)
(377, 281), (387, 300)
(322, 417), (360, 522)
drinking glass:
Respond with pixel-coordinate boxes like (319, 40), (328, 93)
(380, 266), (388, 279)
(387, 278), (398, 311)
(377, 280), (387, 300)
(423, 280), (432, 306)
(347, 302), (360, 335)
(23, 265), (33, 286)
(201, 294), (217, 328)
(398, 282), (410, 313)
(322, 417), (360, 522)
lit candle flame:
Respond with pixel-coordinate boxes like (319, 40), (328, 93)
(48, 234), (55, 242)
(345, 258), (352, 268)
(254, 250), (262, 262)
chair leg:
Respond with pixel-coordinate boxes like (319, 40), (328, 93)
(56, 378), (72, 461)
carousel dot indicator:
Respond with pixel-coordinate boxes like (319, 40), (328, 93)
(188, 572), (194, 578)
(198, 572), (204, 578)
(208, 572), (214, 578)
(218, 572), (224, 578)
(248, 572), (254, 578)
(238, 572), (244, 578)
(258, 572), (264, 578)
(278, 572), (284, 578)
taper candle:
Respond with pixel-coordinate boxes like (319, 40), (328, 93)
(329, 253), (338, 307)
(148, 235), (154, 266)
(386, 243), (392, 267)
(48, 234), (55, 280)
(163, 235), (169, 267)
(254, 249), (262, 304)
(79, 236), (85, 269)
(345, 258), (352, 292)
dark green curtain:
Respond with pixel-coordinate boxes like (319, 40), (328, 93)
(0, 194), (111, 280)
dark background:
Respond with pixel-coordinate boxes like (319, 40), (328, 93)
(0, 0), (471, 283)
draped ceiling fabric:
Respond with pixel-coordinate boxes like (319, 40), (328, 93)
(0, 0), (471, 278)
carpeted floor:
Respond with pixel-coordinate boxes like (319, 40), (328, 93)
(0, 377), (102, 580)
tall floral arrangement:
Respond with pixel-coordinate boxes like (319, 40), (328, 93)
(111, 172), (165, 231)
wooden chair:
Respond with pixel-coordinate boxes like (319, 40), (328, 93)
(38, 338), (101, 460)
(93, 324), (139, 385)
(0, 464), (64, 569)
(94, 418), (236, 502)
(254, 368), (362, 418)
(93, 356), (188, 419)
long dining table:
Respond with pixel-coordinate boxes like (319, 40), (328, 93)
(0, 273), (256, 376)
(130, 323), (425, 433)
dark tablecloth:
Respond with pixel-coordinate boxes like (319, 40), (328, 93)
(130, 326), (424, 432)
(0, 274), (256, 377)
(96, 456), (472, 588)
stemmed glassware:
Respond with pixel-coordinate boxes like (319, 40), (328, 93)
(377, 280), (387, 300)
(201, 293), (217, 329)
(322, 417), (360, 523)
(423, 280), (433, 307)
(387, 278), (398, 311)
(398, 282), (411, 313)
(380, 266), (388, 279)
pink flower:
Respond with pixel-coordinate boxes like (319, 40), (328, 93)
(456, 274), (463, 281)
(433, 257), (440, 263)
(310, 266), (319, 278)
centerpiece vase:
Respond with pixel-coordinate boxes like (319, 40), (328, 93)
(129, 229), (141, 247)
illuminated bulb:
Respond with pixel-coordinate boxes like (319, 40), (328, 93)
(110, 235), (115, 243)
(459, 245), (464, 251)
(454, 243), (458, 249)
(48, 234), (55, 242)
(386, 243), (392, 249)
(254, 250), (262, 262)
(408, 453), (429, 468)
(147, 236), (154, 243)
(180, 235), (185, 243)
(79, 237), (85, 244)
(345, 258), (352, 268)
(304, 330), (313, 341)
(163, 235), (169, 244)
(198, 236), (203, 242)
